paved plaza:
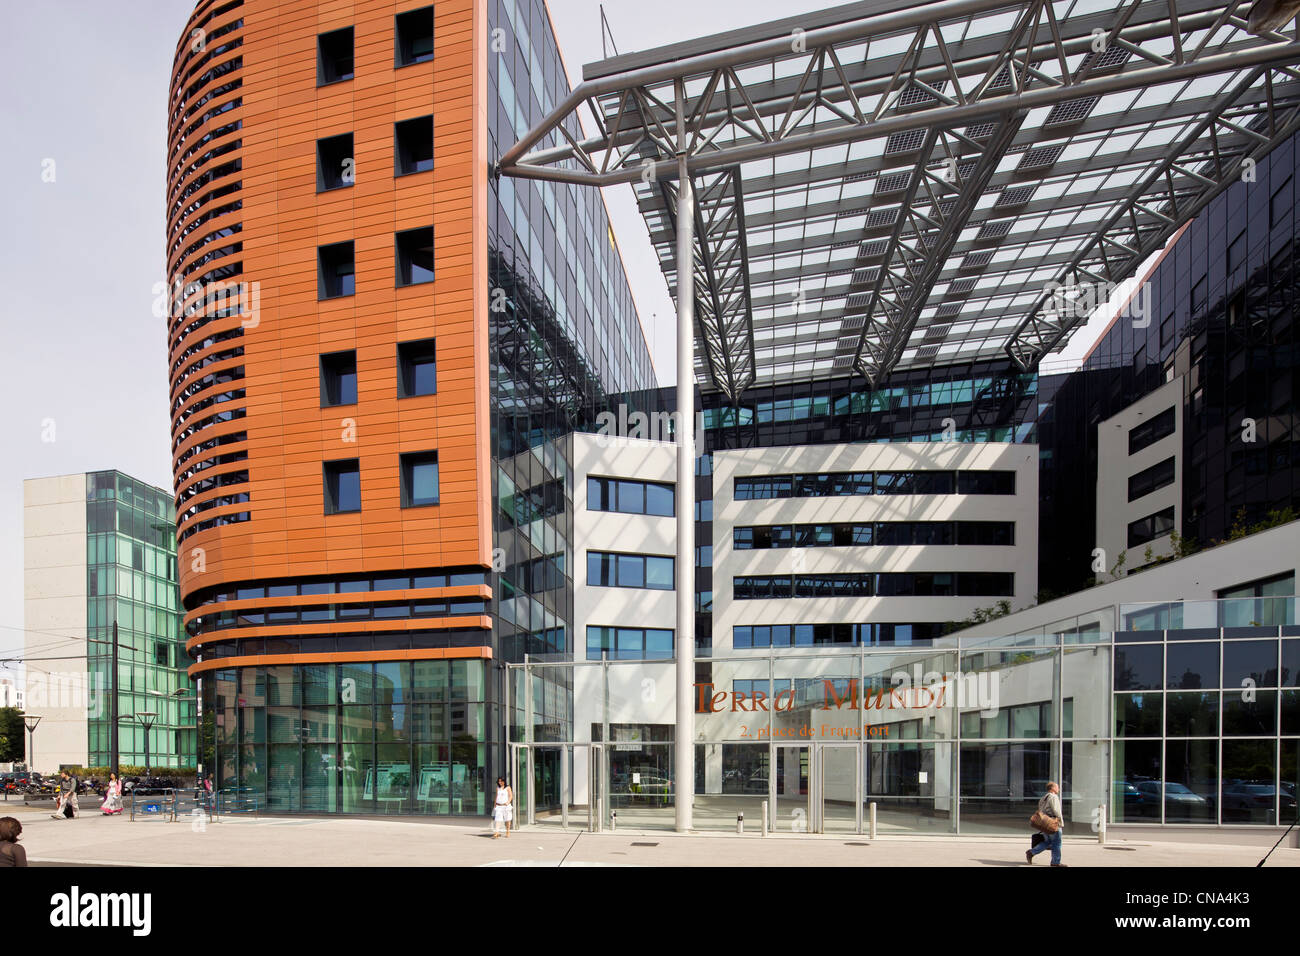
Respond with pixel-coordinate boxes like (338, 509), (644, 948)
(4, 802), (1297, 867)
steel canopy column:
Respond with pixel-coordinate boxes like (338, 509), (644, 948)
(674, 81), (696, 833)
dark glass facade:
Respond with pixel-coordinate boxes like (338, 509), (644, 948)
(486, 0), (657, 759)
(1037, 129), (1300, 596)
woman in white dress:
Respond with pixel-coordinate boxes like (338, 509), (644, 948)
(101, 773), (123, 816)
(492, 776), (513, 838)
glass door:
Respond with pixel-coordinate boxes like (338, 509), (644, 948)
(531, 746), (564, 825)
(773, 744), (811, 833)
(510, 744), (530, 826)
(819, 744), (860, 833)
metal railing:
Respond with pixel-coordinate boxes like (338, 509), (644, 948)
(213, 787), (260, 821)
(128, 788), (177, 821)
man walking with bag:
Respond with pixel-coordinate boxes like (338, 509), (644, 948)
(1026, 781), (1066, 866)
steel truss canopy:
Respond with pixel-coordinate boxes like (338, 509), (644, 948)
(497, 0), (1300, 399)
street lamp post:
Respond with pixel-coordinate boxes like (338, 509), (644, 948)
(23, 715), (42, 774)
(148, 687), (198, 783)
(129, 712), (159, 780)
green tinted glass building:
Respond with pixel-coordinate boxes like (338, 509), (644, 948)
(85, 470), (195, 769)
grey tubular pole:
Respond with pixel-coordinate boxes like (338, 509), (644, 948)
(674, 83), (696, 833)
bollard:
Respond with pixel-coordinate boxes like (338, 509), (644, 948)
(869, 801), (877, 840)
(1098, 803), (1107, 845)
(737, 812), (744, 834)
(610, 809), (617, 831)
(761, 800), (769, 838)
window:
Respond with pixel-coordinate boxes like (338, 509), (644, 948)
(1128, 407), (1176, 454)
(1227, 230), (1247, 274)
(587, 477), (675, 516)
(733, 572), (1012, 599)
(155, 642), (170, 666)
(320, 350), (357, 407)
(395, 6), (435, 66)
(323, 459), (361, 514)
(1159, 312), (1174, 351)
(317, 27), (354, 86)
(395, 115), (434, 175)
(1219, 571), (1295, 628)
(956, 470), (1015, 494)
(586, 626), (673, 661)
(400, 451), (439, 507)
(1127, 456), (1175, 502)
(956, 521), (1015, 546)
(316, 133), (354, 191)
(318, 241), (355, 299)
(395, 226), (434, 286)
(397, 338), (436, 397)
(1271, 176), (1293, 228)
(1127, 506), (1175, 547)
(587, 551), (674, 590)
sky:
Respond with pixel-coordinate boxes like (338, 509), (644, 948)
(0, 0), (1131, 669)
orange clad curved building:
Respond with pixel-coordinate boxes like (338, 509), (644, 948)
(166, 0), (655, 813)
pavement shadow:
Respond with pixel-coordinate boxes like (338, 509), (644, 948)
(974, 858), (1034, 867)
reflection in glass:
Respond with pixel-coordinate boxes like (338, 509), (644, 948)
(958, 741), (1046, 834)
(1165, 692), (1219, 737)
(1223, 691), (1277, 735)
(1163, 740), (1216, 823)
(1166, 642), (1219, 689)
(1115, 644), (1163, 690)
(1113, 739), (1160, 822)
(1114, 692), (1162, 737)
(1223, 640), (1279, 687)
(1222, 739), (1277, 824)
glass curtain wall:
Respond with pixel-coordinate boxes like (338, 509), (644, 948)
(512, 626), (1298, 832)
(85, 471), (195, 769)
(202, 660), (493, 815)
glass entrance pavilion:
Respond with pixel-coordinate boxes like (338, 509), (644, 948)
(509, 598), (1299, 835)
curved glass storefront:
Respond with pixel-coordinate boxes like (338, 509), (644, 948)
(201, 660), (496, 815)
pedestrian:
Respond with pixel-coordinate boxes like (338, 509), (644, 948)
(0, 817), (27, 867)
(101, 773), (124, 815)
(491, 776), (513, 839)
(1026, 781), (1067, 866)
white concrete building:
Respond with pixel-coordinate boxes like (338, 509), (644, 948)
(22, 475), (91, 771)
(1095, 376), (1183, 575)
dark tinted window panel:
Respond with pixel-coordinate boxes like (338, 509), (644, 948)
(1127, 506), (1176, 547)
(1115, 644), (1163, 691)
(1166, 642), (1219, 689)
(395, 226), (435, 286)
(316, 132), (354, 191)
(320, 350), (357, 407)
(395, 115), (434, 175)
(323, 459), (360, 514)
(956, 470), (1015, 494)
(397, 338), (436, 397)
(317, 27), (354, 85)
(395, 7), (435, 66)
(1129, 407), (1176, 454)
(1127, 456), (1176, 502)
(317, 241), (355, 299)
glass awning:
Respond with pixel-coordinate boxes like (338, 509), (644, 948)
(497, 0), (1300, 399)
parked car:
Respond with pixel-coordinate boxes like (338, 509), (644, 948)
(1135, 780), (1209, 806)
(1114, 780), (1157, 814)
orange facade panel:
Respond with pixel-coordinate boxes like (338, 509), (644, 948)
(168, 0), (492, 658)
